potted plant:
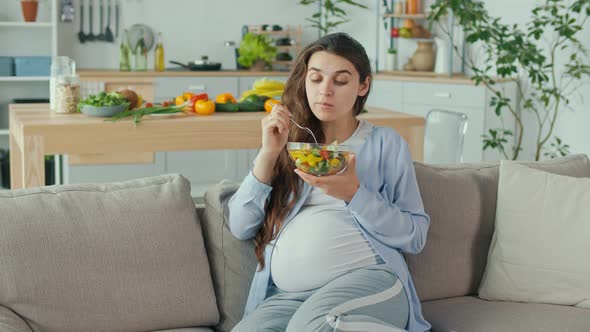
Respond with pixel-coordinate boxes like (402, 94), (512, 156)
(385, 48), (398, 71)
(237, 33), (278, 71)
(429, 0), (590, 160)
(21, 0), (39, 22)
(299, 0), (368, 37)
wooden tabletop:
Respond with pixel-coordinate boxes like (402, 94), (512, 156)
(9, 104), (425, 189)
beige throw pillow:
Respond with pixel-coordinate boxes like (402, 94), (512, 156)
(479, 161), (590, 308)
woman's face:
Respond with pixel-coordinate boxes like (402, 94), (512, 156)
(305, 51), (370, 122)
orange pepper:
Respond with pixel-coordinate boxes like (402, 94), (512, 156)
(194, 99), (215, 115)
(215, 93), (237, 104)
(264, 98), (281, 113)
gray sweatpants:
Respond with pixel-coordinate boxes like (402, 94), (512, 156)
(232, 265), (409, 332)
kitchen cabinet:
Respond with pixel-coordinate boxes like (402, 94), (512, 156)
(366, 75), (518, 162)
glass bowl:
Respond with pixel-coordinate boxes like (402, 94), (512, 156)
(287, 142), (352, 176)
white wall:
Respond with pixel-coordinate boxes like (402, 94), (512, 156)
(57, 0), (378, 70)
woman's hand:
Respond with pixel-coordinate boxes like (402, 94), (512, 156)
(261, 103), (291, 155)
(294, 154), (360, 202)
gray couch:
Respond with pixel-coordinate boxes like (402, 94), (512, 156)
(2, 155), (590, 331)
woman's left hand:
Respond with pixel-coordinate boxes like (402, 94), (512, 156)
(294, 154), (360, 202)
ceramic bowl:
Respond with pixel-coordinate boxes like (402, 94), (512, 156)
(80, 104), (128, 117)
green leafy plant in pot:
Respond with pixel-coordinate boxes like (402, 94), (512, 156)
(237, 33), (278, 71)
(299, 0), (368, 37)
(429, 0), (590, 160)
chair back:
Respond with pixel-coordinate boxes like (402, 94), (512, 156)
(424, 109), (468, 163)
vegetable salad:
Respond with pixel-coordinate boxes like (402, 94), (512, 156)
(289, 145), (350, 176)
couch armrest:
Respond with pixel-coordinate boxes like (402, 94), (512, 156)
(200, 180), (257, 332)
(0, 306), (32, 332)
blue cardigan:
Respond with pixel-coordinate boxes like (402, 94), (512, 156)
(228, 125), (431, 332)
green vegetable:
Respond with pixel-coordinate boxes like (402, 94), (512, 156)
(237, 33), (277, 69)
(78, 92), (130, 108)
(215, 102), (240, 112)
(107, 105), (183, 124)
(238, 101), (265, 112)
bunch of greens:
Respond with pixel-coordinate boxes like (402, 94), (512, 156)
(237, 33), (277, 69)
(78, 92), (130, 110)
(107, 104), (185, 125)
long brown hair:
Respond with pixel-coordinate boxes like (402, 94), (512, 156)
(253, 32), (373, 270)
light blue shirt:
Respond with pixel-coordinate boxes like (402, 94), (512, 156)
(228, 125), (431, 332)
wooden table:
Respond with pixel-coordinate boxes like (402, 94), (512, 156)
(9, 104), (424, 189)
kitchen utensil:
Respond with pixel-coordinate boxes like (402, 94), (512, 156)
(77, 1), (85, 43)
(97, 0), (106, 41)
(169, 60), (222, 71)
(128, 24), (154, 50)
(105, 0), (114, 42)
(289, 118), (318, 144)
(115, 0), (119, 38)
(86, 1), (95, 41)
(60, 0), (75, 22)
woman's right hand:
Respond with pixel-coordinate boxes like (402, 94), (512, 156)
(261, 103), (292, 154)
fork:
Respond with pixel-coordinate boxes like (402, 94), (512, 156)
(290, 117), (319, 144)
(267, 100), (319, 144)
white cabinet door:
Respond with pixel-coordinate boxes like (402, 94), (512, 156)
(366, 80), (404, 111)
(64, 153), (167, 184)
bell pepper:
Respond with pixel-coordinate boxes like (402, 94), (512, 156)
(215, 93), (237, 104)
(194, 99), (215, 115)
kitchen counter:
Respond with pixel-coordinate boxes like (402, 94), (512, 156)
(8, 104), (424, 189)
(78, 69), (291, 78)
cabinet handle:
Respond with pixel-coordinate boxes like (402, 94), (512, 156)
(434, 92), (452, 98)
(188, 84), (206, 92)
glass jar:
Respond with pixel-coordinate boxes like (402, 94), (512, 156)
(50, 56), (76, 112)
(54, 75), (80, 114)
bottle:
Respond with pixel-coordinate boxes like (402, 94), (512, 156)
(119, 29), (131, 71)
(154, 32), (165, 72)
(134, 28), (148, 71)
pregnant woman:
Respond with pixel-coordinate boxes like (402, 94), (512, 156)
(229, 32), (431, 332)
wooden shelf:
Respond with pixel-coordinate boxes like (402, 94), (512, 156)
(252, 29), (294, 35)
(0, 22), (54, 27)
(276, 45), (295, 51)
(383, 13), (428, 19)
(272, 60), (294, 65)
(0, 76), (50, 82)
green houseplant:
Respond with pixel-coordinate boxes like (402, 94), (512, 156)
(429, 0), (590, 160)
(237, 33), (278, 71)
(299, 0), (368, 37)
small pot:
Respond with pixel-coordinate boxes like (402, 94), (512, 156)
(21, 0), (39, 22)
(249, 59), (267, 72)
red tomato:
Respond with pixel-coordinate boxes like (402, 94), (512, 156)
(319, 150), (330, 160)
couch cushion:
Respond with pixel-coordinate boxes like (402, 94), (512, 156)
(408, 154), (590, 301)
(0, 174), (219, 332)
(0, 306), (31, 332)
(479, 162), (590, 308)
(422, 296), (590, 332)
(202, 180), (257, 332)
